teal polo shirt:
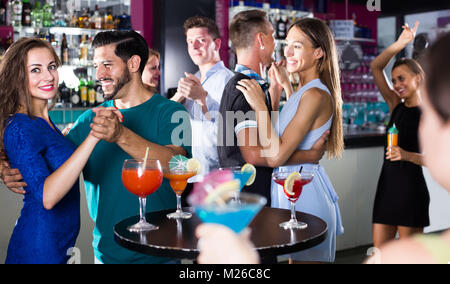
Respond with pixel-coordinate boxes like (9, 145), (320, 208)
(67, 94), (192, 264)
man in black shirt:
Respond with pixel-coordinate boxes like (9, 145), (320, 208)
(218, 72), (275, 203)
(218, 10), (277, 205)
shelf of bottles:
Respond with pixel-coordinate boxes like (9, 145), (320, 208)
(2, 0), (131, 128)
(10, 0), (131, 65)
(49, 76), (104, 130)
(324, 17), (383, 134)
(339, 42), (389, 135)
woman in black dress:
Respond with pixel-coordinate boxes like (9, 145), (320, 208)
(370, 21), (429, 248)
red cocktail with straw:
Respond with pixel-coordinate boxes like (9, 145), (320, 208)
(122, 158), (163, 232)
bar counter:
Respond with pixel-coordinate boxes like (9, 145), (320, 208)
(344, 128), (386, 149)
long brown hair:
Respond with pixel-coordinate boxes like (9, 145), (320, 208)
(0, 37), (61, 151)
(289, 18), (344, 159)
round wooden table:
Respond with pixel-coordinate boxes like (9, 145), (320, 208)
(114, 207), (328, 260)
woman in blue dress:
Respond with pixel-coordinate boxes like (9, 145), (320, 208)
(237, 18), (344, 263)
(0, 38), (100, 264)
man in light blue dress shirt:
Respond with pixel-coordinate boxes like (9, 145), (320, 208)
(172, 16), (234, 180)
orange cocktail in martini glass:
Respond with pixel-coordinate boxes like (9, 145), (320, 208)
(164, 169), (197, 219)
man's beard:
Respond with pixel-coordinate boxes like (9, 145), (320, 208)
(102, 69), (132, 101)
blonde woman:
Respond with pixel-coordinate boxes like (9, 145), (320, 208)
(238, 18), (344, 263)
(142, 49), (161, 90)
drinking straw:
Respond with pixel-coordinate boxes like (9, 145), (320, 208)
(143, 147), (150, 168)
(299, 166), (303, 174)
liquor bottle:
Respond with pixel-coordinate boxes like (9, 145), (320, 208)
(92, 4), (103, 29)
(352, 12), (361, 38)
(70, 10), (78, 27)
(276, 10), (287, 39)
(95, 82), (104, 105)
(31, 1), (42, 28)
(70, 88), (81, 107)
(61, 33), (69, 65)
(79, 34), (88, 66)
(104, 7), (114, 30)
(117, 11), (131, 30)
(79, 78), (88, 108)
(114, 15), (120, 30)
(59, 82), (71, 105)
(87, 78), (96, 107)
(42, 0), (53, 27)
(78, 8), (89, 28)
(6, 0), (13, 26)
(0, 0), (7, 26)
(68, 35), (78, 65)
(44, 29), (51, 42)
(21, 0), (31, 26)
(87, 35), (94, 63)
(11, 0), (22, 28)
(53, 1), (65, 27)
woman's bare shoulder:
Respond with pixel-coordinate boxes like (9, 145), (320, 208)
(302, 87), (330, 101)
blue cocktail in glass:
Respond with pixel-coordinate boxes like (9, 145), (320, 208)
(219, 166), (254, 191)
(194, 192), (266, 233)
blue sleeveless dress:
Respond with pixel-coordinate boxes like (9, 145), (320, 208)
(3, 114), (80, 264)
(271, 79), (344, 262)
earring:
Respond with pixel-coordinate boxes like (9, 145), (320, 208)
(260, 45), (265, 50)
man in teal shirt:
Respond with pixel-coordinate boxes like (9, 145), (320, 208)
(0, 31), (191, 264)
(66, 31), (192, 264)
(68, 100), (190, 264)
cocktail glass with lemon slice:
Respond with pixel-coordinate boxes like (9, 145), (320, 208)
(164, 158), (202, 219)
(272, 170), (314, 230)
(219, 163), (256, 191)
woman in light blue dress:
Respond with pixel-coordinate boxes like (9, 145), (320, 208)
(237, 18), (344, 262)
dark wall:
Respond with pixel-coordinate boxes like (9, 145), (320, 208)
(153, 0), (216, 97)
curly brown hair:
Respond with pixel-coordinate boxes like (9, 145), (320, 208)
(0, 37), (61, 151)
